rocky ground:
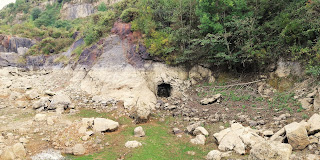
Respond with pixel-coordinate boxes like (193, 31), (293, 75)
(0, 65), (319, 160)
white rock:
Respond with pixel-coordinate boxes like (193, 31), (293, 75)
(93, 118), (119, 132)
(134, 126), (145, 137)
(193, 127), (209, 136)
(47, 117), (54, 125)
(249, 140), (292, 160)
(308, 114), (320, 134)
(190, 135), (206, 145)
(200, 94), (222, 105)
(206, 150), (221, 160)
(12, 143), (26, 159)
(125, 141), (142, 148)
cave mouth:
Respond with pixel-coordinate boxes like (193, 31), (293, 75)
(157, 83), (172, 97)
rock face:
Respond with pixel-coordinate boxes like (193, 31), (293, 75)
(0, 35), (35, 53)
(125, 141), (142, 148)
(274, 59), (303, 78)
(284, 122), (309, 150)
(92, 118), (119, 132)
(60, 3), (95, 20)
(249, 140), (292, 160)
(134, 126), (145, 137)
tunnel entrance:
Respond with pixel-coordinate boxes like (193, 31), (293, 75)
(157, 83), (172, 97)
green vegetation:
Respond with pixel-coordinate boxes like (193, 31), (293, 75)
(1, 0), (320, 71)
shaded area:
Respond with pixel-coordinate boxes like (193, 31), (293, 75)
(157, 83), (172, 98)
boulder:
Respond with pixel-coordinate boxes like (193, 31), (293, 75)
(206, 150), (221, 160)
(299, 98), (313, 110)
(200, 94), (222, 105)
(249, 140), (292, 160)
(134, 126), (145, 137)
(1, 147), (15, 160)
(284, 122), (309, 150)
(307, 114), (320, 134)
(12, 143), (26, 159)
(92, 118), (119, 132)
(32, 97), (50, 110)
(72, 144), (86, 156)
(193, 127), (209, 136)
(125, 141), (142, 148)
(25, 90), (39, 100)
(190, 135), (206, 145)
(270, 128), (286, 142)
(48, 93), (71, 110)
(213, 123), (247, 155)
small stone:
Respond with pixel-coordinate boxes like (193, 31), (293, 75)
(134, 126), (145, 137)
(125, 141), (142, 148)
(187, 151), (196, 156)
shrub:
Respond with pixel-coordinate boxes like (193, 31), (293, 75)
(31, 8), (41, 21)
(98, 2), (107, 12)
(120, 8), (139, 23)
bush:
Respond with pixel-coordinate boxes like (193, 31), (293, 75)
(31, 8), (41, 21)
(98, 2), (107, 12)
(306, 65), (320, 77)
(120, 8), (139, 23)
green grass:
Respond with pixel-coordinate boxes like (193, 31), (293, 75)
(68, 111), (212, 160)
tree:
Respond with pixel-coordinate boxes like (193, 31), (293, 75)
(31, 8), (41, 21)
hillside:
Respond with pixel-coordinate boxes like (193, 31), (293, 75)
(0, 0), (320, 160)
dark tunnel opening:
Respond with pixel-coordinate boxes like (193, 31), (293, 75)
(157, 83), (172, 97)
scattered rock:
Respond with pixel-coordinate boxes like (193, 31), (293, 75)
(125, 141), (142, 148)
(134, 126), (145, 137)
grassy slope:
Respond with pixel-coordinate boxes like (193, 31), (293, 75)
(67, 110), (214, 160)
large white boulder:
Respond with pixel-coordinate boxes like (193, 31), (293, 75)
(93, 118), (119, 132)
